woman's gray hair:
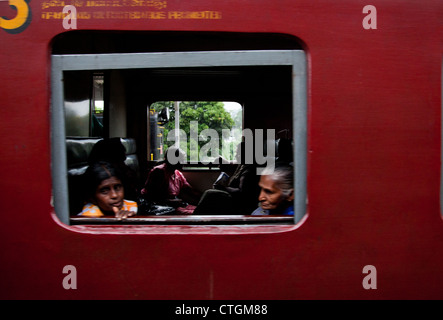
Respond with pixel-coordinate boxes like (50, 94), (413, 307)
(262, 164), (294, 198)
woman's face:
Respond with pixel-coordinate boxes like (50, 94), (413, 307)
(258, 175), (285, 210)
(93, 176), (124, 213)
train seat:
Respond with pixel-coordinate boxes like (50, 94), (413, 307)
(261, 137), (293, 167)
(66, 138), (101, 176)
(276, 137), (293, 164)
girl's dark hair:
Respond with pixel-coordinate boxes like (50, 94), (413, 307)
(88, 138), (126, 164)
(83, 161), (125, 201)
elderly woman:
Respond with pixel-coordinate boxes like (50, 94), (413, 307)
(251, 164), (294, 216)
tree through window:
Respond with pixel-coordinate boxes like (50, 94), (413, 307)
(149, 101), (243, 164)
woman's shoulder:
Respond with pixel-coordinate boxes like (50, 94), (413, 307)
(78, 203), (104, 217)
(154, 162), (167, 169)
(251, 207), (269, 215)
(151, 163), (167, 175)
(123, 199), (138, 212)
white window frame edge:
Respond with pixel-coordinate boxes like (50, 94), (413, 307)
(51, 50), (308, 225)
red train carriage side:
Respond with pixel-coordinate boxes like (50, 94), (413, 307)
(0, 0), (442, 300)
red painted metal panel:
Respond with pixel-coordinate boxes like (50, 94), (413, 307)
(0, 0), (442, 299)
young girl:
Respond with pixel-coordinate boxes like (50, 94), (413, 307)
(78, 161), (137, 220)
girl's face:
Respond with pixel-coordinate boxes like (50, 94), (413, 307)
(93, 176), (124, 213)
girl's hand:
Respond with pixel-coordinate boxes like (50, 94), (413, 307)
(112, 206), (136, 220)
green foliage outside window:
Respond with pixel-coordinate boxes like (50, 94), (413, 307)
(150, 101), (242, 162)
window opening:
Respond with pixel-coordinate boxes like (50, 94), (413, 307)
(51, 50), (307, 229)
(149, 101), (243, 167)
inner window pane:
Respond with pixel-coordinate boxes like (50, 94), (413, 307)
(149, 101), (243, 164)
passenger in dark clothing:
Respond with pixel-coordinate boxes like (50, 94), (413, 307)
(194, 142), (260, 215)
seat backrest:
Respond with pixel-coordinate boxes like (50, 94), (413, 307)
(276, 138), (293, 164)
(120, 138), (139, 179)
(66, 137), (139, 175)
(66, 138), (99, 175)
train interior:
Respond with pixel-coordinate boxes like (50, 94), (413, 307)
(51, 31), (303, 225)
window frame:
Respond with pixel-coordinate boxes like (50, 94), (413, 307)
(51, 50), (307, 226)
